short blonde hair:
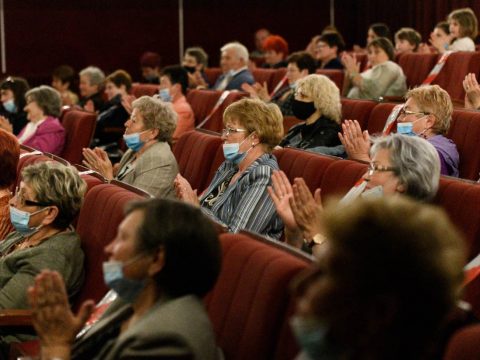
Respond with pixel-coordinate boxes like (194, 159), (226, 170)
(296, 74), (342, 124)
(406, 85), (453, 135)
(223, 98), (283, 152)
(448, 7), (478, 39)
(22, 162), (87, 229)
(132, 96), (177, 143)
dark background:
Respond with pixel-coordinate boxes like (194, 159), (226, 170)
(3, 0), (480, 83)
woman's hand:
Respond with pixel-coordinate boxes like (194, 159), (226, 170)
(82, 147), (114, 180)
(268, 170), (297, 231)
(463, 73), (480, 110)
(28, 270), (95, 358)
(121, 94), (136, 115)
(83, 100), (95, 113)
(338, 119), (371, 161)
(341, 52), (360, 75)
(0, 116), (13, 133)
(174, 174), (199, 206)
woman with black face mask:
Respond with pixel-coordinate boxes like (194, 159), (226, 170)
(279, 74), (344, 156)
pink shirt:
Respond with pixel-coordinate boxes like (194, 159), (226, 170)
(172, 95), (194, 142)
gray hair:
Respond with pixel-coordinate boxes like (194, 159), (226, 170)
(22, 162), (87, 229)
(132, 96), (177, 143)
(221, 42), (249, 62)
(79, 66), (105, 87)
(370, 134), (440, 201)
(25, 85), (62, 118)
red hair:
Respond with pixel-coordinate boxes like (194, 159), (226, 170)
(0, 129), (19, 188)
(263, 35), (289, 57)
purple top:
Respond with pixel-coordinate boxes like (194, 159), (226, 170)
(18, 116), (66, 155)
(428, 135), (459, 177)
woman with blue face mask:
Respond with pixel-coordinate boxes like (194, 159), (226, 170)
(175, 98), (284, 240)
(28, 198), (221, 360)
(82, 96), (179, 199)
(0, 76), (29, 135)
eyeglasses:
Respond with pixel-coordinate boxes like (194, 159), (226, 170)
(222, 126), (248, 137)
(366, 163), (398, 177)
(14, 186), (51, 207)
(399, 107), (429, 118)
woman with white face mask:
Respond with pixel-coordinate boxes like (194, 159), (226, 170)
(0, 76), (29, 135)
(82, 96), (179, 199)
(175, 98), (284, 240)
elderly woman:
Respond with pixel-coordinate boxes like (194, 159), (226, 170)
(78, 66), (106, 113)
(242, 51), (317, 116)
(83, 96), (179, 198)
(0, 162), (85, 310)
(280, 74), (343, 156)
(29, 198), (221, 359)
(343, 37), (407, 100)
(270, 134), (441, 255)
(261, 35), (289, 69)
(175, 98), (284, 239)
(0, 129), (19, 240)
(0, 76), (29, 135)
(341, 85), (459, 177)
(291, 196), (465, 359)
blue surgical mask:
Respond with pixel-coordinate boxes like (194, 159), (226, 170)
(102, 255), (147, 303)
(290, 316), (339, 360)
(123, 131), (147, 152)
(158, 88), (172, 102)
(9, 206), (48, 236)
(222, 135), (254, 165)
(3, 99), (16, 113)
(396, 122), (416, 136)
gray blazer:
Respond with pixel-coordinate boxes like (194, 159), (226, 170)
(116, 141), (178, 198)
(72, 295), (220, 360)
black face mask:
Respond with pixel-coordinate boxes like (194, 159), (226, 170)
(292, 99), (317, 120)
(183, 66), (196, 74)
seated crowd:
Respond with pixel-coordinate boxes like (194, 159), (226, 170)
(0, 5), (479, 359)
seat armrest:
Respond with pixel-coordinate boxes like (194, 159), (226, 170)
(0, 309), (33, 326)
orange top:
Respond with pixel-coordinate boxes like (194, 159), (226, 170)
(172, 95), (195, 142)
(0, 194), (13, 241)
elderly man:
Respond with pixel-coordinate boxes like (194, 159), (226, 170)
(213, 42), (254, 91)
(78, 66), (106, 112)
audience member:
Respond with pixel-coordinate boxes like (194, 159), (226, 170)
(464, 72), (480, 110)
(367, 22), (392, 43)
(431, 8), (477, 53)
(419, 21), (451, 54)
(343, 37), (407, 100)
(213, 42), (254, 91)
(139, 51), (161, 84)
(159, 65), (194, 142)
(394, 27), (422, 54)
(251, 28), (271, 58)
(280, 74), (343, 155)
(83, 96), (178, 198)
(262, 35), (289, 69)
(270, 134), (440, 254)
(0, 76), (29, 135)
(175, 98), (284, 239)
(291, 196), (465, 360)
(341, 85), (459, 177)
(78, 66), (106, 112)
(315, 32), (345, 69)
(0, 129), (19, 241)
(242, 51), (317, 116)
(182, 46), (210, 88)
(28, 198), (221, 359)
(51, 65), (79, 106)
(95, 69), (132, 146)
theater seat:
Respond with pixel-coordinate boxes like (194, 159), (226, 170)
(366, 102), (397, 134)
(316, 69), (344, 90)
(320, 159), (368, 198)
(199, 91), (248, 133)
(204, 67), (223, 85)
(130, 83), (160, 97)
(60, 110), (97, 165)
(252, 68), (276, 91)
(283, 116), (302, 134)
(186, 89), (222, 126)
(205, 232), (313, 360)
(397, 53), (437, 88)
(444, 324), (480, 360)
(341, 98), (378, 130)
(270, 68), (287, 92)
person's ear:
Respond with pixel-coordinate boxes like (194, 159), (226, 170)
(41, 206), (59, 226)
(148, 128), (160, 141)
(148, 248), (165, 277)
(425, 114), (436, 129)
(395, 182), (406, 194)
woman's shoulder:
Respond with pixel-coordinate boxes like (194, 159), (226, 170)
(140, 142), (177, 162)
(246, 154), (279, 176)
(451, 37), (475, 51)
(38, 117), (65, 132)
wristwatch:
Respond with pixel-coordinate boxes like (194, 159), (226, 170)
(304, 233), (327, 248)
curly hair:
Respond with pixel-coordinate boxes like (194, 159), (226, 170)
(132, 96), (177, 143)
(25, 85), (62, 118)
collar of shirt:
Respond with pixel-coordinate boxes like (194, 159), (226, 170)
(230, 66), (248, 77)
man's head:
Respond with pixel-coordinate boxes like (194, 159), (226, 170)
(160, 65), (189, 97)
(220, 42), (249, 72)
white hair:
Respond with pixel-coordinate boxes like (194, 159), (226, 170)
(221, 42), (249, 62)
(79, 66), (105, 86)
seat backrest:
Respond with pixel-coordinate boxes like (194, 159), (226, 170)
(200, 91), (248, 133)
(205, 232), (312, 360)
(60, 110), (97, 164)
(130, 83), (160, 97)
(434, 177), (480, 260)
(444, 324), (480, 360)
(74, 183), (145, 310)
(204, 67), (223, 86)
(270, 68), (288, 91)
(316, 69), (344, 90)
(341, 98), (378, 130)
(186, 89), (222, 126)
(320, 159), (368, 199)
(448, 109), (480, 181)
(252, 68), (276, 91)
(173, 130), (223, 192)
(397, 53), (437, 88)
(366, 102), (397, 134)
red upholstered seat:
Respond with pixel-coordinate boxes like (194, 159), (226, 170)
(320, 159), (368, 198)
(316, 69), (344, 90)
(130, 83), (160, 97)
(448, 109), (480, 181)
(186, 89), (222, 126)
(252, 68), (276, 91)
(463, 266), (480, 319)
(434, 177), (480, 260)
(443, 324), (480, 360)
(270, 68), (288, 92)
(199, 91), (248, 133)
(366, 102), (397, 134)
(283, 116), (302, 134)
(205, 232), (312, 360)
(204, 67), (223, 86)
(173, 130), (223, 192)
(60, 110), (97, 165)
(341, 98), (378, 130)
(397, 53), (437, 88)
